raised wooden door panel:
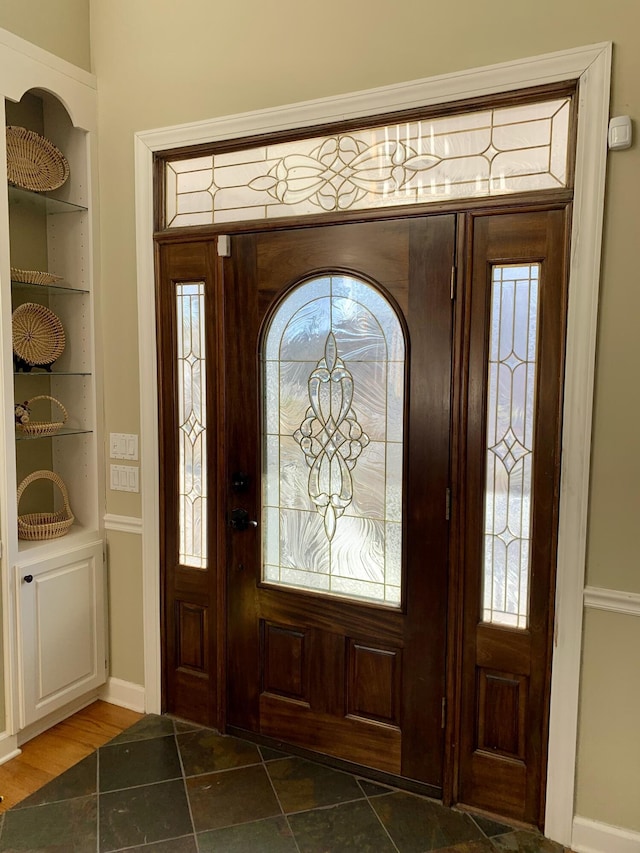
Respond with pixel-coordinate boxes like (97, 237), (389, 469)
(16, 541), (105, 728)
(457, 208), (569, 825)
(224, 217), (455, 792)
(156, 239), (222, 727)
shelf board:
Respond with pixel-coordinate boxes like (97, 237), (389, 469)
(17, 525), (102, 558)
(8, 184), (88, 215)
(16, 428), (92, 441)
(14, 370), (92, 377)
(11, 280), (89, 296)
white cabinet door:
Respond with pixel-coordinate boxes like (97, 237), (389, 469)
(16, 540), (106, 728)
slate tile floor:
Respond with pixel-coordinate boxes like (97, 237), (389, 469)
(0, 715), (571, 852)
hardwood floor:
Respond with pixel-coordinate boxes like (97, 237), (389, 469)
(0, 700), (143, 812)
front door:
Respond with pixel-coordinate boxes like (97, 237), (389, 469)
(224, 216), (455, 791)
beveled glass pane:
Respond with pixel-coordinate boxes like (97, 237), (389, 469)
(347, 362), (387, 441)
(166, 98), (572, 227)
(344, 439), (385, 519)
(176, 282), (207, 569)
(279, 361), (317, 435)
(262, 274), (406, 606)
(266, 277), (331, 361)
(385, 521), (402, 587)
(482, 265), (539, 628)
(280, 298), (331, 361)
(280, 508), (330, 573)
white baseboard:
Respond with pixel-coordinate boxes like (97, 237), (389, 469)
(99, 677), (145, 713)
(0, 732), (20, 766)
(572, 816), (640, 853)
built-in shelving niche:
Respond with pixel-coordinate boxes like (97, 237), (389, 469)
(7, 89), (97, 549)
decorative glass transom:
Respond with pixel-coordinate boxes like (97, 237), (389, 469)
(262, 275), (405, 607)
(482, 265), (540, 628)
(165, 97), (571, 227)
(176, 282), (208, 569)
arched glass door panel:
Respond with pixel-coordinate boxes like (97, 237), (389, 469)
(262, 274), (406, 607)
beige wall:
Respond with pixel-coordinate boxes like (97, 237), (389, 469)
(0, 0), (90, 71)
(576, 609), (640, 830)
(105, 531), (144, 685)
(1, 0), (638, 837)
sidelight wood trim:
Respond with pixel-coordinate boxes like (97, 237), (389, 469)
(443, 210), (470, 808)
(456, 207), (570, 827)
(155, 239), (224, 729)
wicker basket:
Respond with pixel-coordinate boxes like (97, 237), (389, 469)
(11, 267), (63, 286)
(16, 395), (68, 437)
(17, 470), (74, 540)
(12, 302), (65, 367)
(6, 126), (70, 192)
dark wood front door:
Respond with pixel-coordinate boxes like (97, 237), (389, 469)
(224, 216), (456, 791)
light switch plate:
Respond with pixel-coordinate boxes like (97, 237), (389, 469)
(110, 464), (139, 492)
(110, 432), (139, 460)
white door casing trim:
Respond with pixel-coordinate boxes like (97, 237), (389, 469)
(134, 42), (612, 845)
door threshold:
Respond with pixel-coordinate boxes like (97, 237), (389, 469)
(226, 724), (443, 802)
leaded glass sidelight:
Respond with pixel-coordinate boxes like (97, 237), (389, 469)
(482, 265), (540, 628)
(176, 282), (208, 569)
(262, 275), (405, 607)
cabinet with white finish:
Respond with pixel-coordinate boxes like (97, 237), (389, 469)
(15, 540), (105, 728)
(0, 29), (105, 740)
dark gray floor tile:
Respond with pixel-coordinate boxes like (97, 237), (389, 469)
(197, 816), (297, 852)
(371, 791), (484, 852)
(14, 752), (97, 808)
(472, 814), (514, 838)
(177, 729), (261, 776)
(106, 714), (176, 746)
(259, 745), (289, 762)
(433, 841), (496, 852)
(357, 777), (395, 798)
(99, 778), (192, 852)
(114, 835), (198, 852)
(267, 756), (364, 813)
(99, 734), (182, 792)
(288, 799), (397, 853)
(491, 830), (570, 852)
(172, 718), (205, 735)
(0, 795), (96, 852)
(186, 764), (281, 832)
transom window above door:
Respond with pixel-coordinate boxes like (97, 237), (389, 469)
(163, 94), (573, 227)
(262, 274), (406, 607)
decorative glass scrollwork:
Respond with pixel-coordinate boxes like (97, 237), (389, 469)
(166, 97), (571, 227)
(294, 333), (370, 540)
(262, 274), (405, 606)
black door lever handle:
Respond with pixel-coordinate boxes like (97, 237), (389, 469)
(229, 508), (258, 531)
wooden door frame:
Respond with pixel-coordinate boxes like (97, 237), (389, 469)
(135, 43), (611, 846)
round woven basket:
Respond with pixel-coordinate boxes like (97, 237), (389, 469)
(12, 302), (65, 367)
(16, 395), (68, 437)
(11, 267), (63, 286)
(6, 126), (70, 192)
(17, 470), (75, 540)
